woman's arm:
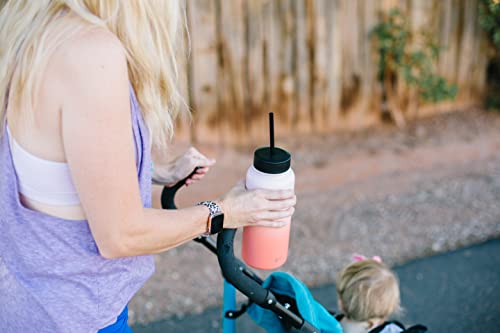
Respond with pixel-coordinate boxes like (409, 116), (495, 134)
(55, 29), (295, 259)
(54, 30), (209, 258)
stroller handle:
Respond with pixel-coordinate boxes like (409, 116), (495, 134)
(217, 229), (269, 305)
(216, 228), (311, 331)
(160, 167), (201, 210)
(161, 168), (317, 332)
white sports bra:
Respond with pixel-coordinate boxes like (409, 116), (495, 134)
(6, 124), (81, 206)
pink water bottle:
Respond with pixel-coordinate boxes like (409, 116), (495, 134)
(242, 113), (295, 270)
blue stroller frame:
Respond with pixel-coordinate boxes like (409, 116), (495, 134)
(160, 169), (320, 333)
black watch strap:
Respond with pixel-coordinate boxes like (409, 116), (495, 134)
(197, 201), (224, 235)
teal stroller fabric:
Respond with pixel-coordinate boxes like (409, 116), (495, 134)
(247, 272), (342, 333)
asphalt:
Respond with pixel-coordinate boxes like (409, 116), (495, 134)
(132, 237), (500, 333)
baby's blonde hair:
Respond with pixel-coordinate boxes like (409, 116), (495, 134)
(0, 0), (186, 152)
(336, 259), (401, 322)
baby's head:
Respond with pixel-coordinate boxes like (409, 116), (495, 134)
(336, 259), (401, 323)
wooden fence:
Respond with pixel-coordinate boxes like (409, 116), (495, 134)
(0, 0), (488, 145)
(178, 0), (488, 145)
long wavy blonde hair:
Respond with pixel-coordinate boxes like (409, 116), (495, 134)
(0, 0), (187, 151)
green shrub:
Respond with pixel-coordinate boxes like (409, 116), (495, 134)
(479, 0), (500, 111)
(372, 8), (457, 109)
(479, 0), (500, 48)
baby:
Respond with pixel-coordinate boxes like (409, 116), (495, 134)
(335, 256), (403, 333)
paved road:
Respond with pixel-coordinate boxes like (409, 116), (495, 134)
(132, 238), (500, 332)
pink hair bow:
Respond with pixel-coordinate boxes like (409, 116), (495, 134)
(352, 254), (382, 263)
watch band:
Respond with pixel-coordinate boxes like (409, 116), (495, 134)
(197, 200), (222, 216)
(196, 200), (224, 236)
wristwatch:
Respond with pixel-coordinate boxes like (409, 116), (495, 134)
(196, 201), (224, 236)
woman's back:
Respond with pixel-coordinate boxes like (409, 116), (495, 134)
(5, 15), (127, 220)
(0, 15), (156, 332)
(0, 70), (155, 333)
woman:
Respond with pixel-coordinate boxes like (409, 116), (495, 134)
(0, 1), (296, 332)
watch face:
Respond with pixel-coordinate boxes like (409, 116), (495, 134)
(210, 214), (224, 234)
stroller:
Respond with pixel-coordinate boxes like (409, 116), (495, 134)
(161, 169), (428, 333)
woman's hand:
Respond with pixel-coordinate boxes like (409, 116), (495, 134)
(152, 147), (215, 187)
(219, 180), (296, 229)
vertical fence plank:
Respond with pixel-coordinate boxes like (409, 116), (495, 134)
(292, 0), (312, 133)
(186, 0), (219, 144)
(269, 0), (295, 135)
(438, 0), (460, 84)
(172, 1), (188, 140)
(339, 0), (362, 116)
(325, 0), (342, 129)
(215, 0), (247, 145)
(457, 0), (479, 101)
(243, 0), (265, 142)
(358, 1), (379, 121)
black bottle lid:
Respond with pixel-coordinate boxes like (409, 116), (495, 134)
(253, 146), (291, 174)
(253, 112), (291, 174)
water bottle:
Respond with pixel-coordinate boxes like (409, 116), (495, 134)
(242, 113), (295, 270)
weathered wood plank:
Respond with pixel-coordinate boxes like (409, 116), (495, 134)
(269, 0), (295, 134)
(292, 0), (312, 133)
(243, 0), (266, 141)
(186, 0), (219, 144)
(215, 0), (247, 145)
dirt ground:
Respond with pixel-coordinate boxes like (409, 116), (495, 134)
(128, 108), (500, 324)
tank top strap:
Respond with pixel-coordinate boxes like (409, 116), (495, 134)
(128, 82), (153, 208)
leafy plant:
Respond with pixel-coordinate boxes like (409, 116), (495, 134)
(371, 8), (457, 125)
(478, 0), (500, 111)
(479, 0), (500, 48)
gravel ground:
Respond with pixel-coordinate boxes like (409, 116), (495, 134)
(128, 109), (500, 324)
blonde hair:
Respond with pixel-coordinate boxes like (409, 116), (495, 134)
(0, 0), (187, 151)
(336, 259), (401, 322)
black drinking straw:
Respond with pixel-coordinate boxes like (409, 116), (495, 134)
(269, 112), (275, 156)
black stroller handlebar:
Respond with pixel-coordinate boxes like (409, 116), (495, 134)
(160, 167), (201, 211)
(160, 168), (319, 333)
(217, 228), (312, 332)
(217, 228), (269, 305)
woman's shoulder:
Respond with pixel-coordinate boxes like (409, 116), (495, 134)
(43, 19), (132, 135)
(48, 20), (128, 90)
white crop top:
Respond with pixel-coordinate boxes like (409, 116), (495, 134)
(6, 124), (81, 206)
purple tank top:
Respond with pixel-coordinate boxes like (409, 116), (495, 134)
(0, 86), (155, 332)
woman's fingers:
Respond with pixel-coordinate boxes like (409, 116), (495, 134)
(257, 207), (295, 221)
(190, 173), (205, 181)
(196, 167), (209, 174)
(265, 196), (297, 211)
(179, 148), (215, 186)
(188, 165), (212, 179)
(259, 189), (295, 200)
(187, 167), (210, 183)
(251, 206), (295, 227)
(250, 194), (296, 227)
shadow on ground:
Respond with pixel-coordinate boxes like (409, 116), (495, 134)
(133, 238), (500, 333)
